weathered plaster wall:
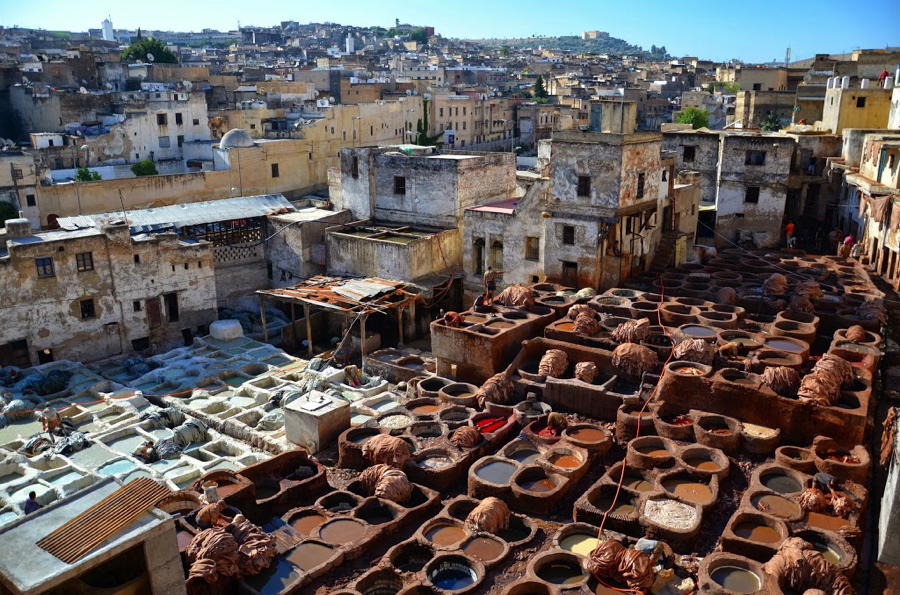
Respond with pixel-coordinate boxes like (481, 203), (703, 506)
(662, 132), (720, 205)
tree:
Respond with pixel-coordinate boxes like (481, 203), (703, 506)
(0, 201), (17, 227)
(131, 159), (158, 177)
(674, 107), (711, 129)
(415, 98), (444, 146)
(534, 75), (548, 99)
(121, 37), (178, 64)
(760, 111), (782, 132)
(651, 44), (658, 54)
(75, 167), (101, 182)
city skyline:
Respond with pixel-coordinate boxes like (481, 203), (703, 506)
(2, 0), (897, 64)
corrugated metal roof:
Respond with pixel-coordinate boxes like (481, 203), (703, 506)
(258, 275), (414, 313)
(56, 194), (295, 232)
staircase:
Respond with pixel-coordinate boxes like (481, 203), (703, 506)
(648, 231), (680, 273)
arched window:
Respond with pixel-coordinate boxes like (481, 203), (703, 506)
(491, 240), (504, 275)
(473, 238), (485, 275)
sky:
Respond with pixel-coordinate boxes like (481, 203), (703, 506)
(1, 0), (898, 64)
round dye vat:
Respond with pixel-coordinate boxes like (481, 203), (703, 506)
(462, 536), (505, 562)
(806, 511), (850, 532)
(286, 542), (335, 571)
(751, 494), (800, 519)
(520, 477), (557, 493)
(508, 448), (541, 464)
(681, 325), (717, 338)
(710, 566), (761, 593)
(290, 512), (327, 535)
(764, 339), (804, 353)
(559, 533), (600, 557)
(475, 461), (517, 484)
(426, 524), (468, 547)
(487, 320), (516, 329)
(546, 453), (582, 468)
(683, 456), (722, 472)
(635, 443), (670, 458)
(567, 427), (606, 442)
(419, 454), (453, 469)
(430, 560), (477, 590)
(594, 497), (636, 516)
(318, 518), (367, 545)
(412, 404), (440, 415)
(661, 478), (713, 504)
(733, 522), (782, 544)
(536, 559), (587, 585)
(806, 536), (842, 565)
(760, 472), (802, 494)
(623, 475), (654, 492)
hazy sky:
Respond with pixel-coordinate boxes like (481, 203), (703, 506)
(2, 0), (897, 63)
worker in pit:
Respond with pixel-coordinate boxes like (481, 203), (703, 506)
(40, 407), (66, 444)
(197, 500), (232, 529)
(135, 440), (160, 464)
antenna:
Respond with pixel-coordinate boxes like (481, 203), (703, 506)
(146, 52), (155, 62)
(784, 47), (791, 66)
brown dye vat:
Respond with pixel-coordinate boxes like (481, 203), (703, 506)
(426, 524), (468, 547)
(176, 531), (194, 550)
(623, 475), (654, 492)
(710, 567), (761, 593)
(291, 512), (327, 535)
(806, 512), (850, 532)
(556, 322), (575, 331)
(215, 483), (242, 498)
(595, 497), (636, 516)
(464, 315), (488, 324)
(806, 536), (842, 565)
(568, 428), (607, 442)
(351, 434), (374, 445)
(520, 477), (557, 493)
(636, 445), (670, 458)
(764, 339), (804, 352)
(751, 494), (800, 519)
(547, 453), (582, 468)
(661, 478), (713, 504)
(286, 542), (334, 571)
(255, 484), (280, 500)
(412, 404), (441, 415)
(536, 559), (587, 585)
(319, 518), (367, 545)
(487, 321), (516, 329)
(462, 537), (505, 562)
(684, 456), (722, 472)
(733, 522), (781, 544)
(761, 473), (802, 494)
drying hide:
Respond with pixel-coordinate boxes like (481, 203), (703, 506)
(573, 313), (601, 336)
(538, 349), (569, 378)
(494, 284), (535, 308)
(475, 373), (515, 408)
(673, 338), (714, 365)
(465, 497), (510, 533)
(449, 425), (482, 448)
(567, 304), (596, 320)
(612, 343), (658, 380)
(761, 366), (801, 397)
(611, 318), (650, 344)
(362, 434), (412, 469)
(763, 273), (789, 297)
(574, 361), (598, 384)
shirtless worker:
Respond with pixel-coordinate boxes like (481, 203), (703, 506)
(197, 500), (232, 529)
(40, 407), (65, 444)
(483, 266), (505, 304)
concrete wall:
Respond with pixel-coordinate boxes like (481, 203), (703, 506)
(265, 208), (354, 287)
(821, 87), (893, 134)
(326, 228), (461, 281)
(662, 132), (721, 205)
(890, 86), (900, 130)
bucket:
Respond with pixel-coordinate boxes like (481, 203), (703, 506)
(202, 481), (220, 503)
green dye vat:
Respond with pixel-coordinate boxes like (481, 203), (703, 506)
(98, 459), (137, 476)
(48, 470), (83, 486)
(68, 445), (118, 467)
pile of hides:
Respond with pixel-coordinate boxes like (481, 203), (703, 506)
(716, 287), (737, 305)
(140, 408), (186, 429)
(798, 354), (855, 406)
(787, 295), (815, 314)
(186, 521), (276, 591)
(761, 366), (801, 397)
(255, 409), (284, 432)
(761, 537), (853, 595)
(612, 318), (650, 344)
(362, 434), (411, 469)
(573, 313), (601, 336)
(763, 273), (789, 297)
(475, 373), (515, 408)
(0, 400), (31, 429)
(494, 284), (535, 308)
(538, 350), (569, 378)
(547, 412), (568, 433)
(845, 325), (868, 343)
(794, 280), (823, 300)
(673, 338), (714, 366)
(359, 464), (412, 503)
(121, 356), (154, 379)
(567, 304), (595, 320)
(574, 361), (598, 384)
(575, 287), (597, 299)
(797, 487), (828, 513)
(465, 497), (510, 533)
(50, 431), (89, 456)
(449, 426), (482, 448)
(19, 436), (51, 456)
(154, 438), (183, 460)
(8, 370), (73, 397)
(612, 343), (658, 380)
(173, 419), (210, 449)
(857, 300), (887, 324)
(881, 407), (898, 468)
(582, 539), (655, 592)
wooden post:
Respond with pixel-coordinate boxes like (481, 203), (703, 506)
(304, 303), (313, 357)
(259, 294), (269, 343)
(396, 305), (405, 348)
(407, 300), (417, 343)
(360, 313), (368, 373)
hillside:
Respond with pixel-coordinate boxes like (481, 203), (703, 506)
(466, 34), (668, 59)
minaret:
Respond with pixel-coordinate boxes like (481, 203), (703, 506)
(345, 33), (355, 54)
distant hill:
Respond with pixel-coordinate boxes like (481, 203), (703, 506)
(464, 34), (668, 59)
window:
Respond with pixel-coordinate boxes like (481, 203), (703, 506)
(394, 176), (406, 195)
(35, 257), (54, 278)
(48, 139), (53, 147)
(577, 176), (591, 197)
(856, 96), (866, 108)
(133, 254), (141, 264)
(683, 146), (696, 162)
(491, 240), (504, 272)
(193, 118), (200, 126)
(37, 348), (54, 364)
(250, 123), (256, 129)
(562, 225), (576, 245)
(133, 300), (142, 312)
(76, 252), (94, 272)
(132, 337), (150, 351)
(26, 194), (36, 207)
(752, 83), (761, 91)
(164, 293), (180, 322)
(80, 298), (96, 319)
(156, 113), (167, 126)
(637, 173), (645, 198)
(271, 163), (280, 178)
(175, 112), (183, 125)
(745, 151), (766, 165)
(158, 136), (171, 148)
(463, 107), (467, 115)
(562, 261), (578, 287)
(267, 261), (273, 280)
(525, 237), (540, 261)
(351, 155), (359, 178)
(177, 135), (184, 148)
(745, 186), (760, 203)
(473, 239), (485, 275)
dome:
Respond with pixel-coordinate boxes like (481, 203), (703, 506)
(219, 128), (255, 149)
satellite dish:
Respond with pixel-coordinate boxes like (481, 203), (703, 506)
(183, 80), (193, 91)
(426, 86), (432, 92)
(105, 82), (113, 90)
(21, 76), (29, 84)
(146, 52), (155, 62)
(328, 96), (335, 104)
(405, 89), (412, 96)
(423, 92), (432, 99)
(79, 86), (88, 94)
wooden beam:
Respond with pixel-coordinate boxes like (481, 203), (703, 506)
(304, 303), (313, 358)
(259, 294), (269, 343)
